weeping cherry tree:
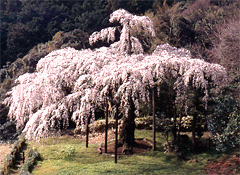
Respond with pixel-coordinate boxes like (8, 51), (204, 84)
(4, 10), (227, 151)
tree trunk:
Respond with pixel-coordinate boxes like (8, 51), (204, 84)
(119, 99), (135, 150)
(105, 101), (108, 153)
(152, 88), (156, 151)
(192, 114), (196, 150)
(177, 114), (183, 141)
(115, 106), (119, 163)
(172, 116), (177, 141)
(86, 116), (90, 148)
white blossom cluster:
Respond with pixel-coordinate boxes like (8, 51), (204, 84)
(89, 9), (155, 54)
(109, 9), (155, 37)
(89, 27), (116, 46)
(4, 10), (227, 140)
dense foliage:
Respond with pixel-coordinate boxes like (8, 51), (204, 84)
(0, 0), (158, 68)
(208, 93), (240, 152)
(2, 0), (238, 68)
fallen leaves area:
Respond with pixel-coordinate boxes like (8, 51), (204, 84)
(204, 153), (240, 175)
(0, 144), (12, 167)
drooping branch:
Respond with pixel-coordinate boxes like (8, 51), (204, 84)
(109, 9), (155, 38)
(89, 27), (116, 46)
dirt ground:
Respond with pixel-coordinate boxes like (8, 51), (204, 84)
(88, 130), (116, 145)
(85, 130), (152, 155)
(0, 144), (12, 168)
(101, 138), (152, 155)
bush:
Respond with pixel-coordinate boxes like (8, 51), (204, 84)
(135, 116), (153, 130)
(74, 119), (122, 134)
(208, 94), (240, 152)
(59, 146), (75, 160)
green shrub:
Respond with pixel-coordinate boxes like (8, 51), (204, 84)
(74, 119), (122, 134)
(59, 146), (75, 160)
(135, 116), (152, 130)
(208, 94), (240, 152)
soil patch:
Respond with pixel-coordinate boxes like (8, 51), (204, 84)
(0, 144), (12, 168)
(77, 131), (152, 155)
(89, 130), (115, 145)
(102, 138), (152, 155)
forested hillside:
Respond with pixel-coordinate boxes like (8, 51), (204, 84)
(0, 0), (239, 147)
(1, 0), (159, 67)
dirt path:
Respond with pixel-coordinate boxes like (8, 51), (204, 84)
(0, 144), (13, 168)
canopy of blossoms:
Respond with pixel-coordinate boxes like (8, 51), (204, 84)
(4, 9), (227, 139)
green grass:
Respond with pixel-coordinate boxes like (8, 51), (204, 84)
(28, 130), (223, 175)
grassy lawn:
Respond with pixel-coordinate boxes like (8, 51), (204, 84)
(28, 130), (223, 175)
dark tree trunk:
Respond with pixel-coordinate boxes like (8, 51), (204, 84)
(105, 102), (108, 153)
(166, 81), (177, 142)
(115, 106), (119, 163)
(192, 114), (196, 150)
(177, 114), (183, 140)
(172, 115), (177, 141)
(152, 88), (156, 151)
(119, 99), (135, 150)
(86, 116), (90, 148)
(127, 22), (132, 55)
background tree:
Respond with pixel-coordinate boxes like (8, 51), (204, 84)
(0, 0), (110, 68)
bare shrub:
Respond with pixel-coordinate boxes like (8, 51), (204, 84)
(209, 16), (240, 73)
(209, 14), (240, 100)
(182, 0), (211, 20)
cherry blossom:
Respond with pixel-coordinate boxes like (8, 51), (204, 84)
(4, 10), (227, 140)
